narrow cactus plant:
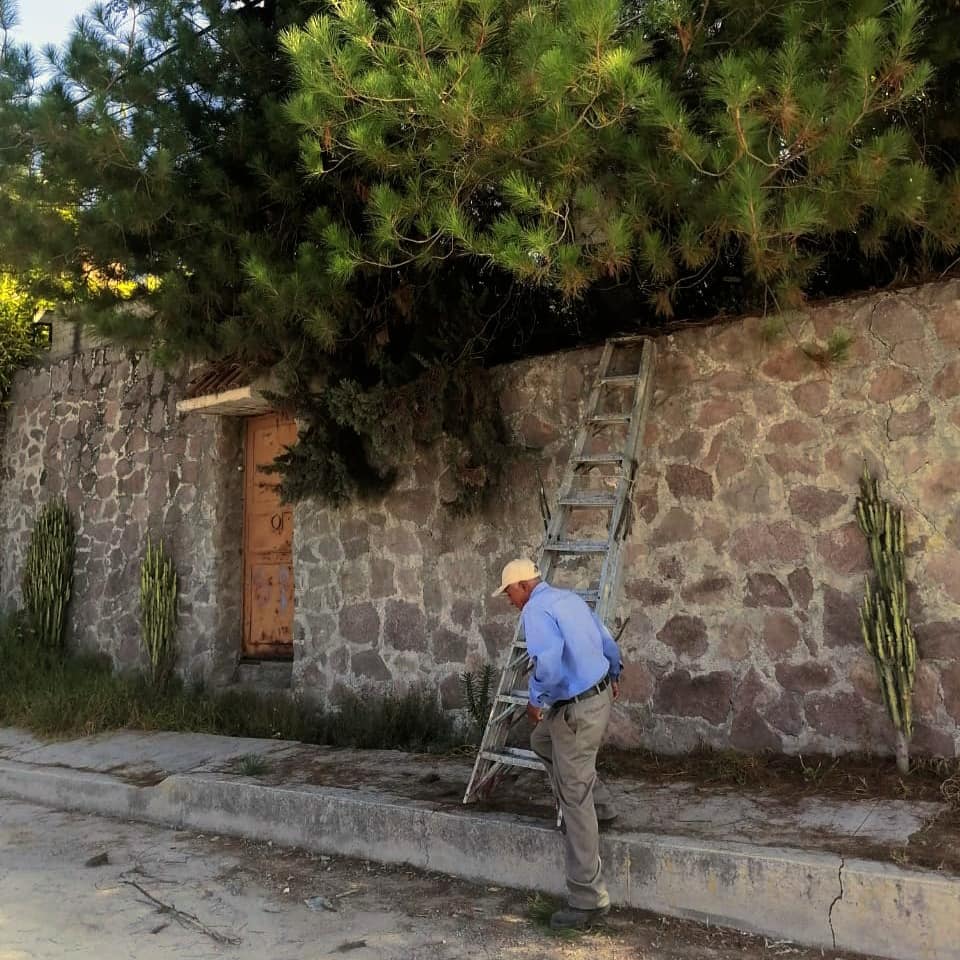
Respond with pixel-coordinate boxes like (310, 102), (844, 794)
(140, 535), (179, 687)
(21, 498), (75, 653)
(855, 467), (916, 774)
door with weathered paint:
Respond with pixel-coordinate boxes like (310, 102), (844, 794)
(242, 413), (297, 659)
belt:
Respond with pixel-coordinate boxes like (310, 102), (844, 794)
(551, 674), (611, 709)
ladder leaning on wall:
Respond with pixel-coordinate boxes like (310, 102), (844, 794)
(463, 335), (657, 805)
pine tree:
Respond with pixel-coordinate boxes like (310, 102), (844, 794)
(282, 0), (960, 314)
(3, 1), (959, 507)
(0, 0), (549, 508)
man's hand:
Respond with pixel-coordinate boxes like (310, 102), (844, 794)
(611, 679), (620, 701)
(526, 703), (543, 725)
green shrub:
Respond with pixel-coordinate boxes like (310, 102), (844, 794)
(21, 499), (75, 654)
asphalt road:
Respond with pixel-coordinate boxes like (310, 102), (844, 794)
(0, 797), (871, 960)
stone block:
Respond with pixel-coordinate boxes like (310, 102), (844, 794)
(679, 575), (731, 605)
(351, 649), (392, 682)
(816, 522), (870, 575)
(787, 567), (813, 609)
(764, 452), (820, 478)
(762, 613), (800, 656)
(730, 706), (782, 752)
(625, 579), (673, 606)
(434, 627), (467, 663)
(760, 347), (810, 382)
(849, 658), (883, 705)
(720, 464), (772, 514)
(697, 398), (741, 427)
(868, 367), (918, 402)
(450, 599), (474, 630)
(791, 381), (830, 416)
(762, 691), (804, 736)
(516, 413), (559, 448)
(716, 447), (747, 482)
(653, 670), (734, 724)
(788, 486), (848, 524)
(869, 296), (924, 345)
(339, 603), (380, 646)
(806, 691), (874, 741)
(650, 507), (696, 546)
(766, 419), (817, 446)
(657, 615), (708, 658)
(617, 661), (655, 703)
(718, 622), (753, 661)
(665, 464), (714, 500)
(439, 673), (466, 709)
(920, 462), (960, 510)
(730, 522), (805, 564)
(931, 302), (960, 346)
(369, 557), (395, 600)
(662, 429), (705, 460)
(822, 585), (861, 648)
(915, 620), (959, 660)
(744, 573), (791, 608)
(887, 401), (933, 440)
(382, 599), (427, 652)
(925, 549), (960, 603)
(775, 662), (834, 694)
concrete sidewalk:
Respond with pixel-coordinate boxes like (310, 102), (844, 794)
(1, 726), (956, 960)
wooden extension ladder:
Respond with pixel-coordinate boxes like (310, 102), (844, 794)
(463, 336), (656, 804)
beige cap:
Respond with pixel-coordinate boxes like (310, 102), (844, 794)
(491, 558), (541, 597)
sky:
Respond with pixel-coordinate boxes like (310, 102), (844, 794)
(12, 0), (90, 52)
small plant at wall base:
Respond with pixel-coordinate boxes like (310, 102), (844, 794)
(21, 498), (75, 654)
(856, 467), (917, 775)
(140, 536), (178, 687)
(461, 663), (496, 745)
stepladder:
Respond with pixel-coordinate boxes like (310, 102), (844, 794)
(463, 336), (656, 805)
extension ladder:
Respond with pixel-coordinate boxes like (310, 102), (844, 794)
(463, 336), (656, 804)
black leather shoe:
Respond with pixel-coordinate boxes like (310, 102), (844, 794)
(549, 904), (610, 930)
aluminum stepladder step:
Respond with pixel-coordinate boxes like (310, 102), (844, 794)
(463, 336), (657, 805)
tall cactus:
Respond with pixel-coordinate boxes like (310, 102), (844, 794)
(855, 467), (916, 774)
(21, 498), (75, 653)
(140, 535), (179, 687)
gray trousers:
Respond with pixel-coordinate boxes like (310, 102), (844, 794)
(530, 684), (614, 910)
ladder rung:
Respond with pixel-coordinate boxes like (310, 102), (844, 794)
(479, 748), (544, 771)
(575, 589), (599, 603)
(496, 692), (529, 706)
(544, 539), (608, 554)
(574, 452), (624, 464)
(608, 335), (647, 344)
(558, 492), (617, 507)
(589, 413), (631, 423)
(600, 374), (640, 385)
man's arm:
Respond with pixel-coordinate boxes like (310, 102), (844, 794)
(592, 611), (623, 678)
(524, 607), (564, 710)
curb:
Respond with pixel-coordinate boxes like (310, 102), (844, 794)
(1, 759), (956, 960)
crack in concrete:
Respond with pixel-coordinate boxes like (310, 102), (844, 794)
(827, 855), (845, 949)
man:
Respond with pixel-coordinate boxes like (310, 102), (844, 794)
(491, 557), (623, 931)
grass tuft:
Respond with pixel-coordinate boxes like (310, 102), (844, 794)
(0, 612), (467, 753)
(236, 753), (272, 776)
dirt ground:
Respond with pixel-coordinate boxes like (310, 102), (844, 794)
(0, 796), (881, 960)
(230, 742), (960, 875)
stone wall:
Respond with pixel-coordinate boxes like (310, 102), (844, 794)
(292, 281), (960, 758)
(2, 281), (959, 758)
(0, 331), (243, 684)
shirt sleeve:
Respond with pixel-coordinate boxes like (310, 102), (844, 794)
(592, 611), (623, 678)
(523, 607), (565, 706)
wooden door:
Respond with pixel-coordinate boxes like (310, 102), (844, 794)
(242, 413), (297, 659)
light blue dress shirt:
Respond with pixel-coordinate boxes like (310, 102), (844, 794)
(521, 582), (623, 707)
